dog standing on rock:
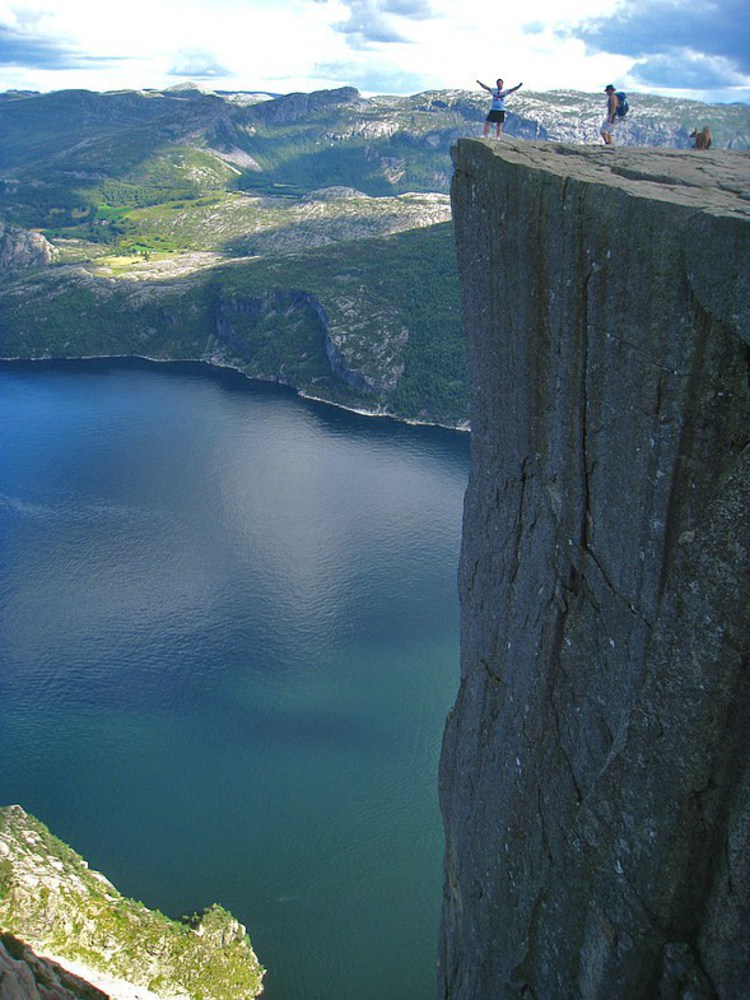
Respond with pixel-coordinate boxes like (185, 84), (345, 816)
(690, 126), (712, 149)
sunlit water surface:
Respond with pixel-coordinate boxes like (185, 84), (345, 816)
(0, 359), (469, 1000)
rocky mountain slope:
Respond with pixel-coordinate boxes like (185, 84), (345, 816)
(0, 806), (264, 1000)
(0, 220), (466, 426)
(1, 85), (747, 231)
(0, 84), (747, 429)
(440, 139), (750, 998)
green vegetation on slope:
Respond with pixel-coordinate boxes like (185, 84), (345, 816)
(0, 86), (483, 425)
(2, 84), (747, 428)
(47, 189), (450, 258)
(0, 89), (247, 228)
(216, 220), (466, 423)
(234, 126), (455, 198)
(0, 805), (264, 1000)
(0, 220), (466, 426)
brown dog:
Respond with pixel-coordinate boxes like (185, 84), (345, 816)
(690, 126), (712, 149)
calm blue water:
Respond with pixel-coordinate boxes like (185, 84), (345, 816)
(0, 359), (469, 1000)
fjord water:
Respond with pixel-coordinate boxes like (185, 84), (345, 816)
(0, 359), (469, 1000)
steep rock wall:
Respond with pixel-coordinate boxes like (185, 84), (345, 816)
(439, 140), (750, 1000)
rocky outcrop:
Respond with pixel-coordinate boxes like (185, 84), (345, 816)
(213, 286), (410, 397)
(214, 287), (329, 385)
(325, 304), (408, 395)
(439, 140), (750, 999)
(0, 806), (264, 1000)
(0, 226), (56, 269)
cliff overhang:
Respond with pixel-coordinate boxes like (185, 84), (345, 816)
(439, 139), (750, 1000)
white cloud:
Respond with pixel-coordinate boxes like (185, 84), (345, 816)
(169, 48), (229, 79)
(330, 0), (436, 45)
(0, 0), (746, 102)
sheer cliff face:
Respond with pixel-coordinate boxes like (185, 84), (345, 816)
(439, 140), (750, 1000)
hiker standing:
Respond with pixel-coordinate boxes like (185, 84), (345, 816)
(600, 84), (619, 144)
(478, 78), (523, 138)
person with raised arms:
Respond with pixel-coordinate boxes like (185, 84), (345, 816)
(477, 77), (523, 138)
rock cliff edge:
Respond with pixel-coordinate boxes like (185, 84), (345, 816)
(439, 139), (750, 999)
(0, 806), (264, 1000)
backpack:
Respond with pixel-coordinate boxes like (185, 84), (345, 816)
(615, 91), (629, 118)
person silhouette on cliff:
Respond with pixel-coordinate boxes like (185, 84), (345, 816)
(477, 78), (523, 138)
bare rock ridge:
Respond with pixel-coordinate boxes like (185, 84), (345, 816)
(0, 225), (56, 268)
(439, 139), (750, 1000)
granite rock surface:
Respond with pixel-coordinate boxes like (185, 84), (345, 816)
(0, 934), (107, 1000)
(0, 226), (56, 268)
(439, 139), (750, 1000)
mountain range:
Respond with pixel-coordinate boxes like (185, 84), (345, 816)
(1, 84), (748, 427)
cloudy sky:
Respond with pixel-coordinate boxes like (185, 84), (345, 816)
(0, 0), (748, 103)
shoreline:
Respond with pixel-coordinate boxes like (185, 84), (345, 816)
(0, 352), (470, 433)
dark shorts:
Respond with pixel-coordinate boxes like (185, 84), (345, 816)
(486, 109), (506, 123)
